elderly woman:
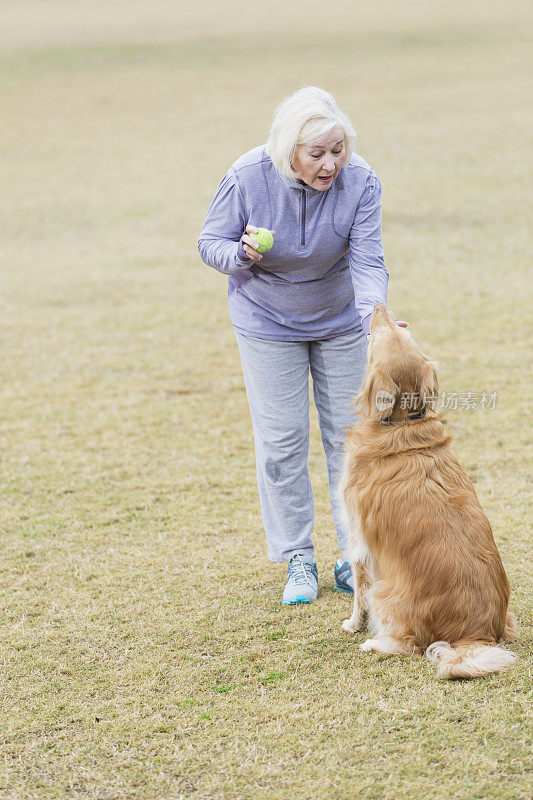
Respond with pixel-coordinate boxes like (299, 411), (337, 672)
(198, 86), (407, 605)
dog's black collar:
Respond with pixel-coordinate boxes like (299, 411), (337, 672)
(380, 410), (427, 426)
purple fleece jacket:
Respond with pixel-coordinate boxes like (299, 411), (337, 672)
(197, 145), (389, 340)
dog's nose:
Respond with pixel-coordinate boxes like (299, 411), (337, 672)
(371, 303), (395, 330)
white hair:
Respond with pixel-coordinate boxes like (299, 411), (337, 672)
(265, 86), (357, 181)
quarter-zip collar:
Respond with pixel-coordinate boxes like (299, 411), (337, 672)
(276, 171), (325, 194)
(300, 190), (306, 246)
(275, 168), (341, 247)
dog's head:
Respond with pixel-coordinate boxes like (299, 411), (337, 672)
(357, 304), (439, 423)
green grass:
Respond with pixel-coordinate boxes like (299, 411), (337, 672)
(0, 1), (532, 797)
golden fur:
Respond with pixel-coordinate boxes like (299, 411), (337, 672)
(340, 304), (517, 679)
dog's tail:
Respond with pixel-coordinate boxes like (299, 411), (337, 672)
(426, 640), (516, 680)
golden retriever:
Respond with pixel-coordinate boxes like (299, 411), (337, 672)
(339, 304), (517, 679)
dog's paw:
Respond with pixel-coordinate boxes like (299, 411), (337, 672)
(342, 618), (361, 634)
(359, 638), (376, 652)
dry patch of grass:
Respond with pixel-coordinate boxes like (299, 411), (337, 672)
(0, 2), (531, 798)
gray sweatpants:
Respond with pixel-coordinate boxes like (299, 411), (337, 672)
(235, 329), (368, 562)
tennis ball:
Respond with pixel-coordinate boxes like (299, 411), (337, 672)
(250, 227), (274, 253)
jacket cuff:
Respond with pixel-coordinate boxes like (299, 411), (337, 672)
(361, 313), (372, 337)
(236, 238), (253, 266)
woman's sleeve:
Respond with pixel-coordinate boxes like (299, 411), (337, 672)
(348, 170), (389, 335)
(197, 168), (254, 275)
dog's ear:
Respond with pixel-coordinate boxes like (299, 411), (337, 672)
(356, 366), (400, 421)
(419, 361), (439, 411)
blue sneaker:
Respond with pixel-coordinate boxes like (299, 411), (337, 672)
(282, 553), (318, 604)
(334, 560), (354, 594)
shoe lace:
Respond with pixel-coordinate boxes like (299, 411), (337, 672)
(288, 554), (315, 587)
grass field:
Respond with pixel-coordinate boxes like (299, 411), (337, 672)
(1, 1), (532, 798)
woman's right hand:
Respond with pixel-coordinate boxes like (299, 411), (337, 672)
(241, 224), (275, 262)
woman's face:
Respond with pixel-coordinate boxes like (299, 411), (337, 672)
(292, 126), (345, 190)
